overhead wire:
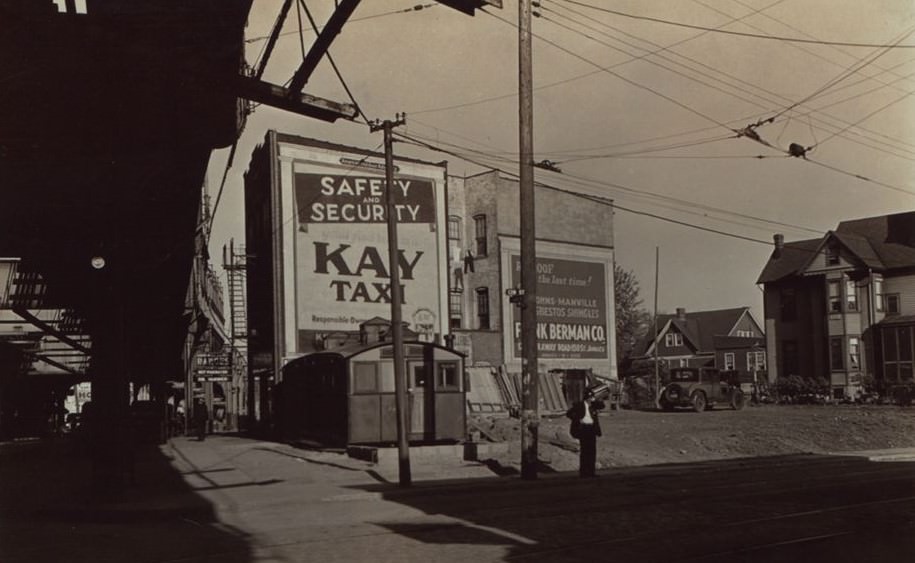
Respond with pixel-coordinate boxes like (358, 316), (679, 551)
(556, 0), (915, 49)
(544, 1), (915, 162)
(411, 0), (783, 116)
(245, 3), (438, 44)
(480, 7), (757, 148)
(395, 130), (825, 237)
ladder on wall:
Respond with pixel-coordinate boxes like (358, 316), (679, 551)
(223, 239), (248, 355)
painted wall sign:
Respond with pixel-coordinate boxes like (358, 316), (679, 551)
(509, 255), (608, 359)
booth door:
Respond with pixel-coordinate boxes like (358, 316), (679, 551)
(408, 360), (434, 440)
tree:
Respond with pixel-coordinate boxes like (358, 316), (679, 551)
(614, 263), (650, 366)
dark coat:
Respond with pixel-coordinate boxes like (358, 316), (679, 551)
(566, 400), (603, 439)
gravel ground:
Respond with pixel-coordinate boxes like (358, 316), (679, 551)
(473, 404), (915, 473)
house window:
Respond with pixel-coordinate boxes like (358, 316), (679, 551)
(780, 288), (797, 322)
(724, 353), (735, 370)
(476, 287), (490, 330)
(846, 279), (858, 312)
(875, 278), (884, 312)
(473, 215), (487, 257)
(679, 358), (689, 367)
(747, 351), (766, 371)
(782, 340), (799, 376)
(886, 294), (900, 315)
(826, 243), (840, 265)
(665, 332), (683, 347)
(448, 215), (462, 241)
(449, 292), (462, 329)
(736, 330), (754, 338)
(830, 337), (844, 370)
(848, 337), (860, 369)
(828, 280), (842, 313)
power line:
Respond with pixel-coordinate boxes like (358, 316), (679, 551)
(245, 3), (438, 44)
(545, 2), (915, 163)
(482, 8), (744, 141)
(412, 0), (777, 117)
(395, 131), (825, 237)
(556, 0), (915, 49)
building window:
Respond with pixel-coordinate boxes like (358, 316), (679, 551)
(448, 215), (462, 241)
(473, 215), (487, 257)
(736, 330), (754, 338)
(724, 353), (735, 370)
(830, 337), (844, 370)
(665, 332), (683, 347)
(828, 280), (842, 313)
(747, 351), (766, 371)
(780, 288), (797, 322)
(679, 358), (689, 367)
(476, 287), (490, 330)
(886, 294), (900, 315)
(875, 277), (884, 312)
(848, 337), (860, 370)
(826, 243), (840, 265)
(882, 326), (913, 384)
(449, 292), (462, 329)
(846, 279), (858, 312)
(782, 340), (799, 376)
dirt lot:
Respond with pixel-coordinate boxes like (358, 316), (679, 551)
(472, 405), (915, 473)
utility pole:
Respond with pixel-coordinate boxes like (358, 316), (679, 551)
(370, 114), (411, 487)
(518, 0), (539, 480)
(653, 247), (660, 408)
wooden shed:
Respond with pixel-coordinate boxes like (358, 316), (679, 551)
(278, 341), (465, 445)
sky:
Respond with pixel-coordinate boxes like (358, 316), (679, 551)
(206, 0), (915, 325)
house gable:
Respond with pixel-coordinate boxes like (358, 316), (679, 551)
(799, 232), (871, 276)
(728, 309), (763, 338)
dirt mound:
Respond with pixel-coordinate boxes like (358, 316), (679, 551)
(471, 404), (915, 472)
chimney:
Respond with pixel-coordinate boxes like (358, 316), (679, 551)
(773, 233), (784, 259)
(676, 307), (686, 320)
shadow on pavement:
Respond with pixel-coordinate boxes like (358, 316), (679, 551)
(345, 453), (915, 562)
(0, 436), (255, 563)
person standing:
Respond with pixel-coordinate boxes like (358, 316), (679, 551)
(567, 386), (606, 478)
(193, 400), (209, 441)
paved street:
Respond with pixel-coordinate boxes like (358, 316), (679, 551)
(2, 435), (915, 562)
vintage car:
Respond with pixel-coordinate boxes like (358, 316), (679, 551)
(659, 367), (745, 412)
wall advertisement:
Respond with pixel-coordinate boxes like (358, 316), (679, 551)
(507, 252), (611, 360)
(281, 143), (448, 350)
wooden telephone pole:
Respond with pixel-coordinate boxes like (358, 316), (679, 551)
(370, 114), (411, 487)
(518, 0), (539, 480)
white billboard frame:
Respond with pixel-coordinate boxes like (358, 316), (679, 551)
(499, 236), (617, 379)
(275, 138), (449, 365)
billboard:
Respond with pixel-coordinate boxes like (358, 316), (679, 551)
(278, 139), (448, 353)
(508, 254), (610, 360)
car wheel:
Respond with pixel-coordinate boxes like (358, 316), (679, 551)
(730, 390), (746, 411)
(691, 391), (707, 413)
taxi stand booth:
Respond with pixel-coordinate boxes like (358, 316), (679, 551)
(278, 341), (466, 446)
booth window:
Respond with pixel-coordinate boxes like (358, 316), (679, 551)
(474, 214), (487, 256)
(353, 363), (378, 393)
(476, 287), (490, 330)
(437, 363), (460, 390)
